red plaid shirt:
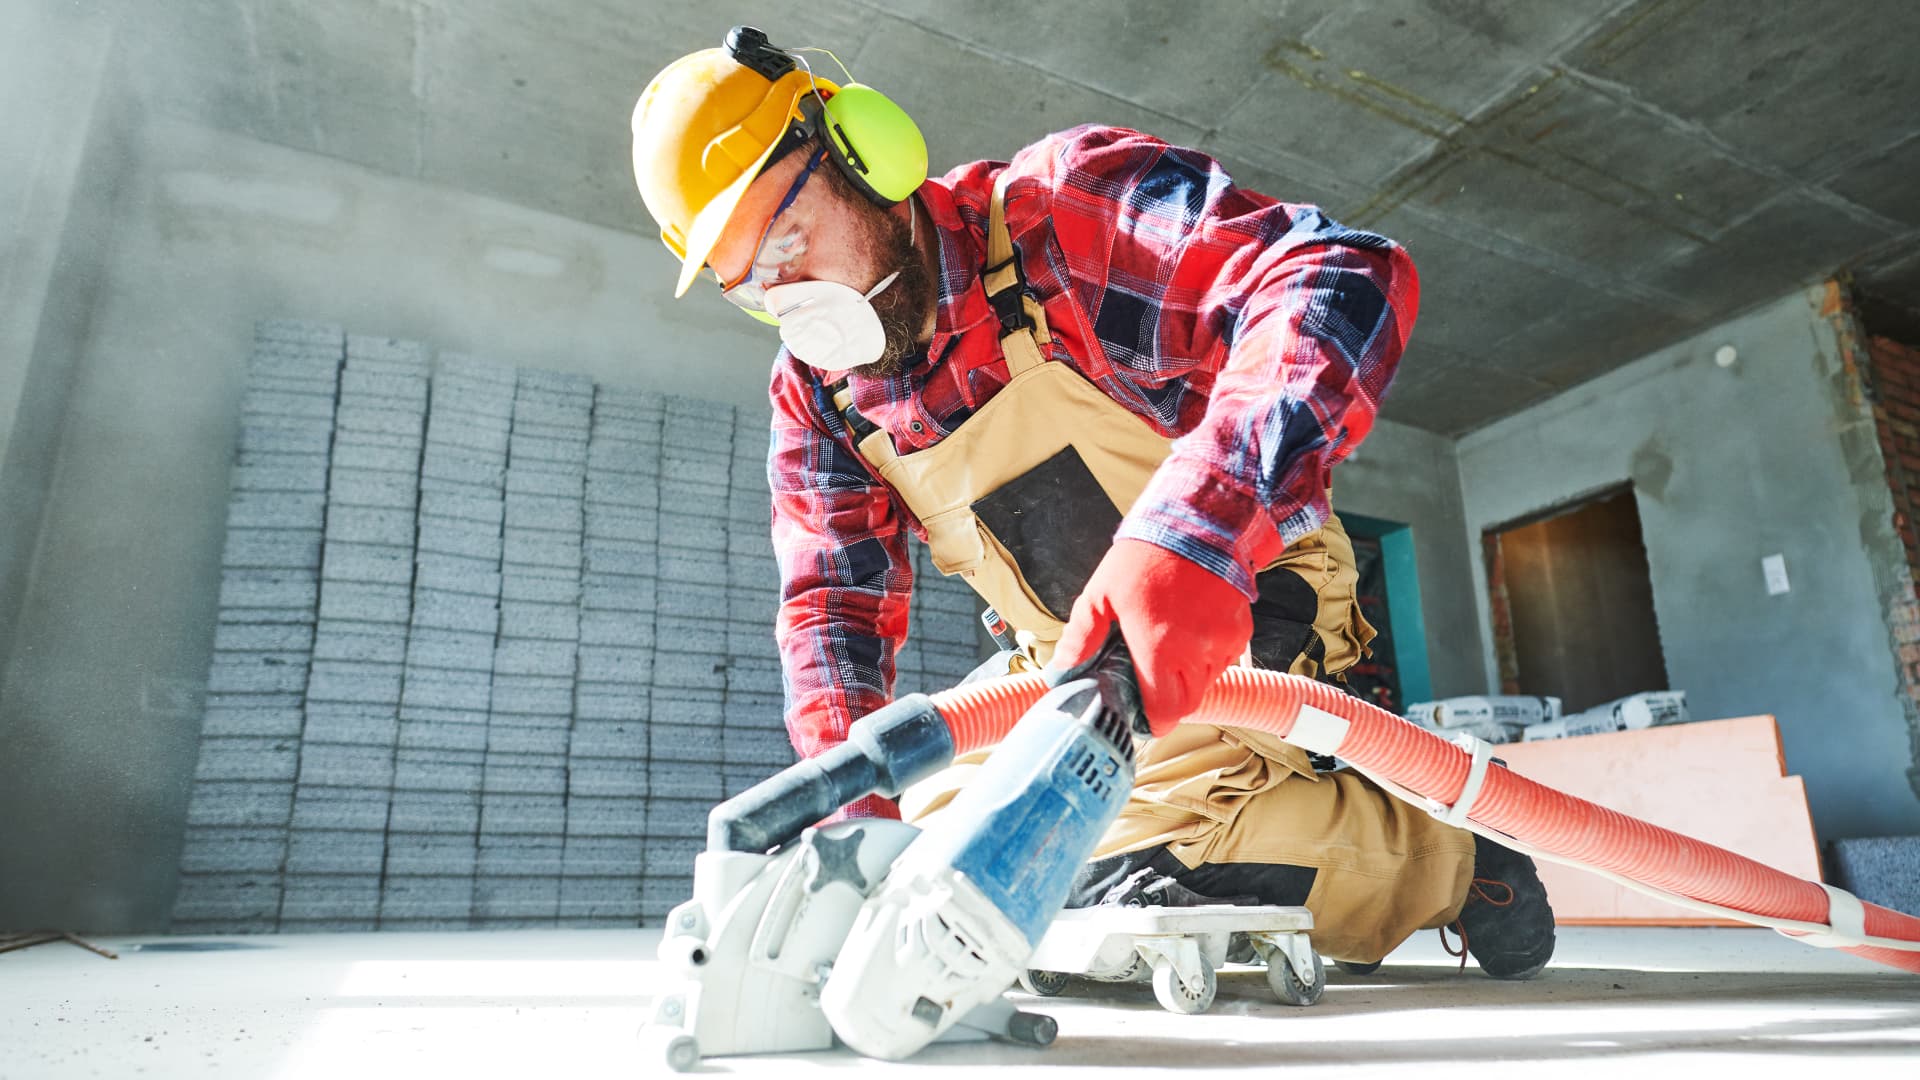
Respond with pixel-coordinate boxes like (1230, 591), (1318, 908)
(766, 125), (1418, 810)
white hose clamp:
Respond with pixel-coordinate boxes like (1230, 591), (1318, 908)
(1786, 883), (1870, 949)
(1286, 704), (1352, 758)
(1425, 732), (1495, 829)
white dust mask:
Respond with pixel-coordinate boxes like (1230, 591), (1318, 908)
(764, 271), (901, 372)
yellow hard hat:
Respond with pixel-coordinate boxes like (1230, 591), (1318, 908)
(631, 45), (836, 299)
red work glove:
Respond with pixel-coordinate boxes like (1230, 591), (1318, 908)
(822, 793), (901, 824)
(1052, 538), (1253, 737)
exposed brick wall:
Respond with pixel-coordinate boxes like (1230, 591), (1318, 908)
(1864, 333), (1920, 715)
(1482, 530), (1522, 696)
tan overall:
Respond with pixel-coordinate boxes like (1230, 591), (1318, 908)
(829, 175), (1472, 962)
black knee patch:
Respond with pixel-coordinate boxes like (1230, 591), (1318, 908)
(1070, 846), (1318, 909)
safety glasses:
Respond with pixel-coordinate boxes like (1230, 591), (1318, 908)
(711, 147), (830, 319)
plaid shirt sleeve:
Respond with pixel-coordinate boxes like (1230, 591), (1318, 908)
(766, 359), (913, 818)
(1034, 127), (1420, 597)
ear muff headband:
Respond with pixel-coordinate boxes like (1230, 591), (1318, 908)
(725, 26), (927, 208)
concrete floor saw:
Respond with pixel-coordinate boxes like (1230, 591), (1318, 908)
(637, 633), (1323, 1069)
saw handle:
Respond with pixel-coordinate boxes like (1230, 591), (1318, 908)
(1046, 623), (1148, 740)
(706, 693), (956, 853)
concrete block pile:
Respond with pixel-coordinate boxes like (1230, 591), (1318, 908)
(563, 385), (659, 926)
(282, 335), (430, 931)
(722, 413), (791, 802)
(1830, 836), (1920, 918)
(641, 396), (739, 921)
(174, 324), (986, 933)
(900, 538), (987, 695)
(471, 369), (592, 926)
(173, 320), (344, 934)
(381, 353), (514, 928)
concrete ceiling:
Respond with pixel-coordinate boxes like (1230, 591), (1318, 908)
(110, 0), (1920, 435)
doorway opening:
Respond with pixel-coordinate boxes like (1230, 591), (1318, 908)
(1342, 513), (1431, 714)
(1483, 486), (1669, 713)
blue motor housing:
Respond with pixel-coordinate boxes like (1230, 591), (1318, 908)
(901, 675), (1137, 946)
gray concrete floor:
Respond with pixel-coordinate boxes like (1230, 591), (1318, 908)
(1, 926), (1915, 1078)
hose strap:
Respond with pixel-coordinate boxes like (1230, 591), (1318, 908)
(1427, 733), (1495, 829)
(1791, 883), (1870, 949)
(1286, 704), (1350, 757)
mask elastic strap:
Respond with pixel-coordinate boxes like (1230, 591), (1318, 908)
(857, 202), (912, 303)
(862, 270), (901, 302)
(768, 271), (901, 321)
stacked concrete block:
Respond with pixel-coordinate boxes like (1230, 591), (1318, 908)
(637, 396), (739, 921)
(1830, 836), (1920, 917)
(379, 354), (515, 929)
(173, 328), (996, 933)
(281, 335), (430, 931)
(173, 320), (344, 933)
(720, 658), (791, 800)
(471, 368), (591, 927)
(648, 685), (726, 885)
(892, 539), (932, 697)
(910, 538), (987, 692)
(720, 415), (791, 794)
(561, 385), (660, 925)
(721, 409), (789, 796)
(861, 535), (984, 701)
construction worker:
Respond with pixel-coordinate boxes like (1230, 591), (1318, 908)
(630, 28), (1555, 977)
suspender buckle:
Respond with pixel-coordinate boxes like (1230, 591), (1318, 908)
(994, 300), (1034, 336)
(829, 378), (881, 443)
(982, 251), (1035, 335)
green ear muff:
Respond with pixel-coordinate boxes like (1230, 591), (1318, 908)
(809, 84), (928, 206)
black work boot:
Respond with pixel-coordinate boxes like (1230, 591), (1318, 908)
(1451, 833), (1555, 979)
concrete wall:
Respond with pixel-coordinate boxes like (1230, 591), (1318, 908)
(0, 5), (121, 701)
(1337, 418), (1485, 700)
(1458, 287), (1920, 842)
(0, 107), (797, 932)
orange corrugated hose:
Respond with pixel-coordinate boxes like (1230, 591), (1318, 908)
(930, 668), (1920, 974)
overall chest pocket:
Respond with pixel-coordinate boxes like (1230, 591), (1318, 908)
(969, 445), (1123, 622)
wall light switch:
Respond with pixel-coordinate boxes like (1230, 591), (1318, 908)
(1762, 553), (1790, 596)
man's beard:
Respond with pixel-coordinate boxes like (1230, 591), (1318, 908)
(852, 202), (935, 380)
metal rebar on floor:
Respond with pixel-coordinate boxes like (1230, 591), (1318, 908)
(0, 930), (118, 959)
